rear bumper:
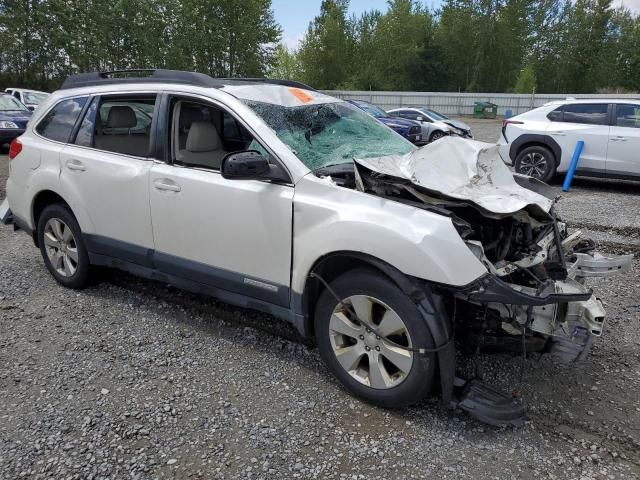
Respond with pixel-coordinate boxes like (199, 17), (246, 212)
(0, 128), (25, 143)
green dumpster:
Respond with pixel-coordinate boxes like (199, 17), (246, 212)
(473, 101), (498, 119)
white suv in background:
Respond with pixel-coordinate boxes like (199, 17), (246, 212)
(0, 70), (632, 426)
(499, 99), (640, 183)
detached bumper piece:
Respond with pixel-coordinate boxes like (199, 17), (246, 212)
(0, 200), (12, 225)
(549, 321), (593, 364)
(569, 252), (633, 278)
(459, 274), (592, 306)
(453, 378), (526, 427)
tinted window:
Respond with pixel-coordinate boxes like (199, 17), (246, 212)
(615, 104), (640, 129)
(74, 98), (99, 147)
(36, 97), (87, 142)
(547, 107), (563, 122)
(562, 103), (608, 125)
(93, 97), (156, 157)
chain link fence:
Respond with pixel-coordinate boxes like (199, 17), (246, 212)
(323, 91), (640, 117)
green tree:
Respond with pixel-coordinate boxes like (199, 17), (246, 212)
(513, 65), (536, 93)
(297, 0), (354, 89)
(269, 44), (301, 80)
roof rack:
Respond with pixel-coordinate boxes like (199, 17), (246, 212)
(60, 69), (316, 91)
(60, 69), (226, 90)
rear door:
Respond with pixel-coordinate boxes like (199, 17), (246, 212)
(58, 94), (158, 265)
(546, 103), (610, 174)
(606, 103), (640, 179)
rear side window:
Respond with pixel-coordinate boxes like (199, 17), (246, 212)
(78, 96), (156, 157)
(36, 97), (87, 142)
(561, 103), (608, 125)
(615, 104), (640, 129)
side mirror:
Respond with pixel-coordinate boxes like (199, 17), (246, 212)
(27, 106), (35, 111)
(221, 150), (289, 183)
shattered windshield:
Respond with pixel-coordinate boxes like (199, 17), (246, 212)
(246, 100), (414, 170)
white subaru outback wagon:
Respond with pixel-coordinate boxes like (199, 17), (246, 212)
(1, 70), (632, 426)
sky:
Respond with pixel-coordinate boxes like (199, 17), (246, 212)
(271, 0), (391, 48)
(272, 0), (640, 49)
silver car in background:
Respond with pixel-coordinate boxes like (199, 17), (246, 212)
(388, 107), (473, 142)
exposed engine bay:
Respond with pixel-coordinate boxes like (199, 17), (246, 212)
(317, 137), (633, 364)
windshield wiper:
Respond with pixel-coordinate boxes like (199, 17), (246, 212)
(312, 162), (354, 176)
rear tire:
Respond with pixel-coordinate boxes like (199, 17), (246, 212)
(37, 203), (91, 289)
(314, 269), (436, 408)
(514, 145), (557, 183)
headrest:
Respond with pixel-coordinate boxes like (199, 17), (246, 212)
(106, 106), (137, 128)
(180, 105), (205, 128)
(186, 121), (220, 152)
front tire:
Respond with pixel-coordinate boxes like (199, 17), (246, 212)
(514, 145), (557, 183)
(314, 269), (436, 408)
(37, 203), (91, 289)
(429, 130), (446, 142)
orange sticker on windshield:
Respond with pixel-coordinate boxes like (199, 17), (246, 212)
(288, 87), (313, 103)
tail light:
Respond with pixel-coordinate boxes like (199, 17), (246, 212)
(502, 120), (524, 128)
(501, 120), (524, 142)
(8, 138), (22, 160)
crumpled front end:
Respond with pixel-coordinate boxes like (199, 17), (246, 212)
(351, 137), (633, 363)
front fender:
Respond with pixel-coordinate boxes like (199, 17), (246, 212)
(291, 175), (487, 295)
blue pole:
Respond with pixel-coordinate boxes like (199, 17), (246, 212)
(562, 140), (584, 192)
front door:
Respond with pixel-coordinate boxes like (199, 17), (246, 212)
(607, 103), (640, 179)
(149, 96), (294, 306)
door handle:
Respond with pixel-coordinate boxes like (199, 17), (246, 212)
(66, 160), (86, 172)
(551, 131), (566, 136)
(610, 136), (627, 142)
(154, 179), (181, 192)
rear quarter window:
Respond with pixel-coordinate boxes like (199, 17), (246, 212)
(36, 97), (87, 142)
(561, 103), (608, 125)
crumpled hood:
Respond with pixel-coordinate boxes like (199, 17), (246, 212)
(443, 119), (471, 131)
(354, 136), (554, 221)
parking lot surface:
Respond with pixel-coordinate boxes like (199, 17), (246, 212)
(1, 121), (639, 479)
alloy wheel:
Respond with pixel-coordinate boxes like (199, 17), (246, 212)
(43, 218), (79, 277)
(329, 295), (413, 389)
(519, 152), (548, 179)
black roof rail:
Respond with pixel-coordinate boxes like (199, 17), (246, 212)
(60, 69), (225, 90)
(60, 69), (317, 92)
(217, 77), (317, 91)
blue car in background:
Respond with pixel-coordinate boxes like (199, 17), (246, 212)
(347, 100), (424, 145)
(0, 93), (32, 146)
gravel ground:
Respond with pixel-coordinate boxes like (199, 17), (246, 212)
(1, 126), (639, 480)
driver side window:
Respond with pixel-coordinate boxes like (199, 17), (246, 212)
(171, 99), (271, 171)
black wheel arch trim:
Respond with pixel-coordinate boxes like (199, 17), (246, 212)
(510, 134), (561, 167)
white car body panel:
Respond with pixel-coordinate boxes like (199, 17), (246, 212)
(149, 163), (294, 288)
(607, 124), (640, 177)
(291, 173), (487, 294)
(58, 143), (154, 248)
(547, 120), (609, 172)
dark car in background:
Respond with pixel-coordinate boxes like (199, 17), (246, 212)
(0, 93), (32, 145)
(347, 100), (424, 145)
